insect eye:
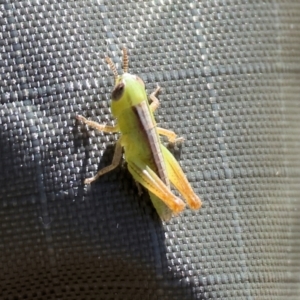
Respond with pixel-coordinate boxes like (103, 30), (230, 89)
(111, 82), (125, 101)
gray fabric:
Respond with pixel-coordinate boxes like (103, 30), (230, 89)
(1, 1), (300, 299)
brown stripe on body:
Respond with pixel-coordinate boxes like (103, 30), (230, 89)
(132, 101), (170, 187)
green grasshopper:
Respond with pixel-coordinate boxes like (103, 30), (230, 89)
(77, 48), (202, 220)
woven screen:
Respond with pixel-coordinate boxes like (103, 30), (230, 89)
(1, 1), (300, 299)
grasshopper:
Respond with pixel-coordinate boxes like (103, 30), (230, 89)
(77, 48), (202, 220)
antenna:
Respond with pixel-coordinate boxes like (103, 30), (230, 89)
(105, 56), (118, 80)
(122, 47), (129, 73)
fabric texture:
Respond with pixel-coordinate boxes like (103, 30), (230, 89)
(1, 1), (300, 299)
